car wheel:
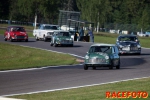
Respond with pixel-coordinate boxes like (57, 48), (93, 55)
(84, 65), (88, 70)
(43, 35), (47, 42)
(4, 36), (7, 41)
(53, 43), (57, 47)
(35, 35), (39, 41)
(109, 61), (114, 69)
(10, 37), (13, 42)
(116, 60), (120, 69)
(25, 39), (28, 42)
(50, 41), (53, 46)
(92, 66), (96, 70)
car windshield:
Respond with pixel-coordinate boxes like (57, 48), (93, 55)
(89, 46), (112, 53)
(44, 26), (58, 30)
(119, 36), (138, 42)
(57, 32), (70, 37)
(12, 27), (25, 32)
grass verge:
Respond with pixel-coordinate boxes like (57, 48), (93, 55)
(0, 42), (79, 71)
(10, 77), (150, 100)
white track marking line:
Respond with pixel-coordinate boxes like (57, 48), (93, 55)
(0, 44), (84, 73)
(1, 76), (150, 97)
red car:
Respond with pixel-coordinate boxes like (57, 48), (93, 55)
(4, 26), (28, 42)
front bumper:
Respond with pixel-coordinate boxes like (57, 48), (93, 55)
(84, 63), (111, 67)
(119, 50), (141, 54)
(56, 40), (73, 45)
(12, 36), (28, 40)
(118, 46), (141, 54)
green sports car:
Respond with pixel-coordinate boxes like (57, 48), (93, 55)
(50, 30), (73, 47)
(84, 43), (120, 70)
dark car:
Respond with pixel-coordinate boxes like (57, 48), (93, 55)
(4, 26), (28, 42)
(116, 35), (141, 55)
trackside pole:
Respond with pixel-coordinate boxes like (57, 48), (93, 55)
(34, 15), (37, 29)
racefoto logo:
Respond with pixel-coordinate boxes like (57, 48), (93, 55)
(106, 91), (148, 99)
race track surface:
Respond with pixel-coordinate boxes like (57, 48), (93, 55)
(0, 35), (150, 96)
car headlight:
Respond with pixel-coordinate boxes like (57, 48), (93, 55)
(85, 55), (89, 59)
(119, 45), (123, 48)
(56, 38), (60, 40)
(137, 44), (141, 48)
(105, 55), (109, 59)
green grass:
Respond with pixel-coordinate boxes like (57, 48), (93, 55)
(10, 77), (150, 100)
(0, 42), (79, 70)
(94, 32), (150, 48)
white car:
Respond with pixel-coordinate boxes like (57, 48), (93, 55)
(137, 32), (149, 37)
(33, 24), (59, 41)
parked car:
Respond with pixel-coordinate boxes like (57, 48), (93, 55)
(137, 32), (149, 37)
(4, 26), (28, 42)
(33, 24), (59, 41)
(50, 30), (73, 47)
(116, 35), (141, 54)
(84, 43), (120, 70)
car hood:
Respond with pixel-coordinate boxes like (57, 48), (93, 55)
(13, 31), (27, 35)
(88, 52), (109, 58)
(118, 41), (139, 45)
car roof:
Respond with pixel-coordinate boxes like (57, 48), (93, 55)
(41, 24), (59, 26)
(91, 43), (116, 47)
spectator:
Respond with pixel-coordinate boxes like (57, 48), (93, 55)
(79, 26), (84, 41)
(88, 28), (94, 43)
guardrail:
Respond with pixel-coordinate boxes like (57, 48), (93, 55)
(0, 19), (40, 26)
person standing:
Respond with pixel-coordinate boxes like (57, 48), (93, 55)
(79, 26), (84, 41)
(88, 28), (94, 43)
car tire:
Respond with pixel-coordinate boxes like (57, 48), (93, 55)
(4, 36), (7, 41)
(43, 35), (47, 42)
(116, 60), (120, 69)
(35, 35), (39, 41)
(92, 66), (96, 70)
(10, 37), (13, 42)
(53, 43), (57, 47)
(50, 41), (53, 46)
(84, 65), (88, 70)
(109, 61), (114, 69)
(25, 39), (28, 42)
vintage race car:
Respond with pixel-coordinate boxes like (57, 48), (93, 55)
(84, 43), (120, 70)
(50, 30), (73, 47)
(4, 26), (28, 42)
(116, 35), (141, 54)
(33, 24), (59, 41)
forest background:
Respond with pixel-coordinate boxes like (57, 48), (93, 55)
(0, 0), (150, 32)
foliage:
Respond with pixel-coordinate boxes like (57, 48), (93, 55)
(0, 0), (150, 31)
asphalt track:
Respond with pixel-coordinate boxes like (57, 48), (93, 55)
(0, 35), (150, 96)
